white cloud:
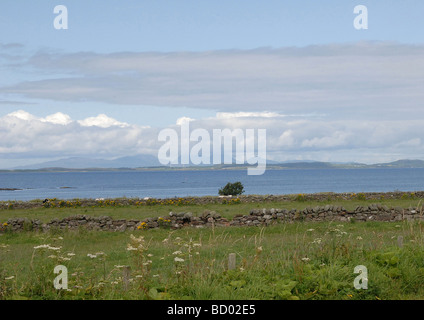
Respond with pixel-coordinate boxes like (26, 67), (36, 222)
(216, 112), (284, 119)
(1, 109), (424, 166)
(42, 112), (72, 125)
(176, 116), (194, 126)
(77, 114), (129, 128)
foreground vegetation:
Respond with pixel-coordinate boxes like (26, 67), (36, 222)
(1, 196), (424, 300)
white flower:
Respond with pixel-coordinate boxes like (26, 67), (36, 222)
(4, 276), (14, 280)
(306, 229), (315, 232)
(356, 236), (363, 240)
(48, 246), (62, 251)
(174, 257), (185, 262)
(67, 253), (75, 256)
(87, 253), (97, 258)
(172, 250), (182, 255)
(34, 244), (51, 249)
(301, 257), (310, 262)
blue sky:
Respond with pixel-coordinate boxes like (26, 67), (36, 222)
(1, 0), (423, 52)
(0, 1), (424, 168)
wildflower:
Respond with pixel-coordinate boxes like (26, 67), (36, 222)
(356, 236), (363, 240)
(172, 250), (182, 255)
(301, 257), (310, 262)
(47, 246), (62, 251)
(174, 257), (185, 262)
(67, 253), (76, 256)
(312, 238), (322, 244)
(4, 276), (14, 280)
(87, 253), (97, 258)
(34, 244), (51, 249)
(306, 229), (315, 232)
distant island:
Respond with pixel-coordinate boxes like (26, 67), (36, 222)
(1, 159), (424, 173)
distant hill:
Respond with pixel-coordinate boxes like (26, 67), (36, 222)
(369, 159), (424, 168)
(5, 158), (424, 172)
(13, 155), (162, 170)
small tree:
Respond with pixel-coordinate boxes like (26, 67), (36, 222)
(218, 182), (244, 196)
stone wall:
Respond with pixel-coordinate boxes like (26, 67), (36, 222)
(2, 204), (424, 233)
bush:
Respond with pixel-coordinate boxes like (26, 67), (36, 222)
(218, 182), (244, 196)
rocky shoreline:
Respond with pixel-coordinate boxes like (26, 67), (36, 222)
(0, 190), (423, 210)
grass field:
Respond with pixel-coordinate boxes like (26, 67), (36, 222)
(1, 197), (424, 300)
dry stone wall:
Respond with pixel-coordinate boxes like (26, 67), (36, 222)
(3, 204), (424, 233)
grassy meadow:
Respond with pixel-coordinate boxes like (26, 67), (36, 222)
(1, 196), (424, 300)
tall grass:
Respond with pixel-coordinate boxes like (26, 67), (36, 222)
(1, 219), (424, 300)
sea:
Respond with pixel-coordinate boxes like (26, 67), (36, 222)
(0, 168), (424, 201)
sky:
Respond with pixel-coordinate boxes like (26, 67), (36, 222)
(0, 0), (424, 168)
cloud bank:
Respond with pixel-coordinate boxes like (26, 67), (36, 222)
(2, 42), (424, 121)
(1, 42), (424, 167)
(1, 110), (424, 168)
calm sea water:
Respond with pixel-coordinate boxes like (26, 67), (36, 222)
(0, 168), (423, 201)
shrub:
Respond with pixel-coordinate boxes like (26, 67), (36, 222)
(218, 182), (244, 196)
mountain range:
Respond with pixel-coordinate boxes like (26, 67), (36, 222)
(5, 157), (424, 171)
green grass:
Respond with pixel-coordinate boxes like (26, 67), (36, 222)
(1, 217), (424, 300)
(1, 197), (424, 300)
(1, 197), (422, 222)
